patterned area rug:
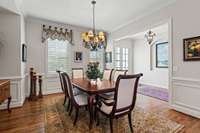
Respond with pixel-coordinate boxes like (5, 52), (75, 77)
(138, 84), (169, 101)
(45, 99), (184, 133)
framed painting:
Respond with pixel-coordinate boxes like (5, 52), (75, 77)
(74, 51), (83, 63)
(22, 44), (27, 62)
(183, 36), (200, 61)
(156, 42), (168, 68)
(105, 52), (112, 63)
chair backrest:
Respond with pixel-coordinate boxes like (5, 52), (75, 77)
(72, 68), (84, 79)
(113, 70), (127, 82)
(56, 70), (65, 92)
(103, 69), (114, 81)
(111, 73), (143, 116)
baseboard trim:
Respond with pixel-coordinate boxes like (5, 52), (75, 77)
(140, 82), (168, 89)
(0, 98), (25, 110)
(171, 104), (200, 119)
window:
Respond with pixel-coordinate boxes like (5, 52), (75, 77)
(47, 38), (71, 73)
(114, 47), (128, 70)
(89, 49), (104, 71)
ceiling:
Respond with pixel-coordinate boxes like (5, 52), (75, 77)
(21, 0), (175, 32)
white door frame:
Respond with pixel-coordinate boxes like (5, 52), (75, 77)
(113, 18), (173, 106)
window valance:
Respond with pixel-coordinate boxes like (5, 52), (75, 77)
(42, 25), (73, 44)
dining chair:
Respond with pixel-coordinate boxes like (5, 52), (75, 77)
(95, 73), (143, 133)
(62, 72), (88, 125)
(113, 70), (128, 82)
(72, 68), (85, 95)
(72, 68), (84, 79)
(56, 70), (69, 106)
(99, 69), (128, 101)
(103, 69), (114, 80)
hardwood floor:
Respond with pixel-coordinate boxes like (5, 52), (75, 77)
(0, 93), (199, 133)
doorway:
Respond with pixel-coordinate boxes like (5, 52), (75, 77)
(113, 20), (172, 102)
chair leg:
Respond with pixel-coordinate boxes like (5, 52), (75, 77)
(73, 108), (79, 126)
(63, 95), (67, 105)
(109, 118), (113, 133)
(69, 105), (73, 116)
(67, 99), (71, 111)
(128, 113), (133, 133)
(96, 110), (100, 126)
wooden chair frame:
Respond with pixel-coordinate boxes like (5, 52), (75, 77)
(96, 73), (143, 133)
(62, 72), (88, 125)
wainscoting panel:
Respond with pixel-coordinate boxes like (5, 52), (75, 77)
(171, 77), (200, 118)
(0, 75), (27, 110)
(44, 76), (62, 95)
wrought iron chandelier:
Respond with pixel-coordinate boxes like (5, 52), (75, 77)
(145, 30), (156, 45)
(81, 0), (106, 51)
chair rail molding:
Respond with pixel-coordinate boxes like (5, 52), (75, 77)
(171, 76), (200, 118)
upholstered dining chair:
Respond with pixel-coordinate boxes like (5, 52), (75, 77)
(103, 69), (114, 80)
(99, 70), (128, 101)
(72, 68), (84, 79)
(56, 70), (68, 106)
(113, 70), (128, 82)
(96, 74), (143, 133)
(62, 72), (88, 125)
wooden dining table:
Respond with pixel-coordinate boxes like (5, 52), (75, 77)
(72, 78), (116, 129)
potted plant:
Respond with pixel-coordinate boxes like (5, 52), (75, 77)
(86, 62), (103, 84)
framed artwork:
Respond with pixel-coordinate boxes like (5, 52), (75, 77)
(183, 36), (200, 61)
(105, 52), (112, 63)
(74, 52), (83, 63)
(22, 44), (27, 62)
(156, 42), (168, 68)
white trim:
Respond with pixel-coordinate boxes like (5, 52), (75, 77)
(171, 104), (200, 119)
(140, 82), (168, 89)
(173, 83), (200, 90)
(172, 77), (200, 83)
(43, 88), (62, 95)
(0, 73), (28, 80)
(110, 0), (176, 33)
(175, 102), (200, 112)
(0, 100), (25, 110)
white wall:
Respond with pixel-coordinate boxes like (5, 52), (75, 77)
(0, 10), (27, 109)
(109, 0), (200, 118)
(26, 17), (91, 95)
(133, 30), (168, 88)
(0, 12), (21, 77)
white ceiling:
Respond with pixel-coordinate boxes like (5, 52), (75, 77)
(21, 0), (175, 32)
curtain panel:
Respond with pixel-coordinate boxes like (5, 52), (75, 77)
(42, 25), (73, 44)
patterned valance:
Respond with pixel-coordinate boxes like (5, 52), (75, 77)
(42, 25), (73, 44)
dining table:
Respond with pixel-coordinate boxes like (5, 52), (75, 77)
(72, 78), (116, 129)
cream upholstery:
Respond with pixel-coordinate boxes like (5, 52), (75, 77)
(113, 70), (126, 82)
(116, 78), (136, 109)
(103, 70), (112, 80)
(74, 94), (88, 106)
(100, 101), (129, 115)
(100, 102), (113, 114)
(98, 78), (136, 115)
(72, 69), (83, 79)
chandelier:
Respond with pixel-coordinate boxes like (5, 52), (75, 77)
(81, 0), (106, 51)
(145, 30), (156, 45)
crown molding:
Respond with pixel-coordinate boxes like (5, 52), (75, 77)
(110, 0), (176, 34)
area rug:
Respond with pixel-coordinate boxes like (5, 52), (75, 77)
(44, 99), (184, 133)
(138, 84), (169, 101)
